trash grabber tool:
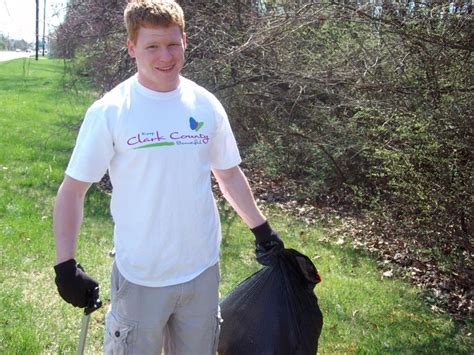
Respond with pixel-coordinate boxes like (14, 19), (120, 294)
(77, 286), (102, 355)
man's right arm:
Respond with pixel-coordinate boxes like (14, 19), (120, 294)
(53, 175), (91, 264)
(53, 175), (101, 308)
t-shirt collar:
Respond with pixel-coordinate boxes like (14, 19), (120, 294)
(132, 74), (183, 100)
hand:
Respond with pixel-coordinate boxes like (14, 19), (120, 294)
(54, 259), (99, 308)
(251, 221), (284, 266)
(255, 239), (284, 266)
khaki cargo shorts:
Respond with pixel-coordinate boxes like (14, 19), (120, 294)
(104, 262), (221, 354)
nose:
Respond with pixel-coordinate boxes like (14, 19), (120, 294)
(157, 47), (173, 62)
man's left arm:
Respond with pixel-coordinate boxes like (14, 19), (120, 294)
(212, 166), (284, 263)
(212, 166), (265, 228)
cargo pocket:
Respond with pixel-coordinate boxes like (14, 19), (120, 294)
(104, 311), (136, 355)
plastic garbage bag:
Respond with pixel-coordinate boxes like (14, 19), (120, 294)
(218, 248), (323, 355)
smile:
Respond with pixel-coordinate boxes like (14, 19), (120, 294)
(156, 65), (175, 72)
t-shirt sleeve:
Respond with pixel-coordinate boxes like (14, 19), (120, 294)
(209, 99), (242, 169)
(65, 104), (115, 183)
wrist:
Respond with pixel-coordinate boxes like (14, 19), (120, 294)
(54, 258), (77, 276)
(55, 247), (76, 265)
(251, 221), (281, 244)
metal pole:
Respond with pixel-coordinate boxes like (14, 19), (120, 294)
(76, 286), (102, 355)
(77, 313), (91, 355)
(42, 0), (46, 56)
(35, 0), (39, 60)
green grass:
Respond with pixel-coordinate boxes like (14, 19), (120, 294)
(0, 57), (472, 354)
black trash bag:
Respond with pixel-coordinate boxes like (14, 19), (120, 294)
(218, 248), (323, 355)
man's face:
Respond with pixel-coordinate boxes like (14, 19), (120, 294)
(128, 24), (186, 92)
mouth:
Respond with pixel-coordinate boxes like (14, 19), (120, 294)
(156, 64), (175, 72)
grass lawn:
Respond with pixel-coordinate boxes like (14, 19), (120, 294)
(0, 57), (472, 354)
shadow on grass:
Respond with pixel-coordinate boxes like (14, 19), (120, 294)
(320, 244), (473, 353)
(374, 311), (473, 354)
(218, 199), (239, 248)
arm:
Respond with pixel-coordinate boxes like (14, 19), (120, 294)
(212, 166), (265, 229)
(52, 175), (99, 308)
(53, 175), (91, 264)
(213, 165), (284, 265)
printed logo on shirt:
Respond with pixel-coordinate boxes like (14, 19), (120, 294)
(126, 117), (209, 150)
(189, 117), (204, 132)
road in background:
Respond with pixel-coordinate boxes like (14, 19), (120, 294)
(0, 51), (31, 62)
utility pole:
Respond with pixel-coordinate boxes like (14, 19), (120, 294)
(42, 0), (46, 56)
(35, 0), (39, 60)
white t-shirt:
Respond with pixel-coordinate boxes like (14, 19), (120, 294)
(66, 75), (242, 287)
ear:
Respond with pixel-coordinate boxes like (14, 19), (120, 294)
(182, 32), (187, 50)
(127, 38), (136, 58)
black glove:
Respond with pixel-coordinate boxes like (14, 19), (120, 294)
(54, 259), (99, 308)
(251, 221), (284, 266)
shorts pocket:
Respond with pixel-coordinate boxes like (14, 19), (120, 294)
(104, 311), (136, 355)
(111, 262), (131, 301)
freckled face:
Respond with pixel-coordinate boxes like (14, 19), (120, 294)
(128, 25), (186, 92)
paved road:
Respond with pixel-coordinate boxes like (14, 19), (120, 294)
(0, 51), (32, 62)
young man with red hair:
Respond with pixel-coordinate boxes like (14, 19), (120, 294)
(53, 1), (283, 353)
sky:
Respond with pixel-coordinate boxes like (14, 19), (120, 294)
(0, 0), (67, 42)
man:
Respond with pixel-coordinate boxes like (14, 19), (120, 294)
(53, 0), (283, 353)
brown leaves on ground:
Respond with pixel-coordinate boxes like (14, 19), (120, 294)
(336, 214), (473, 320)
